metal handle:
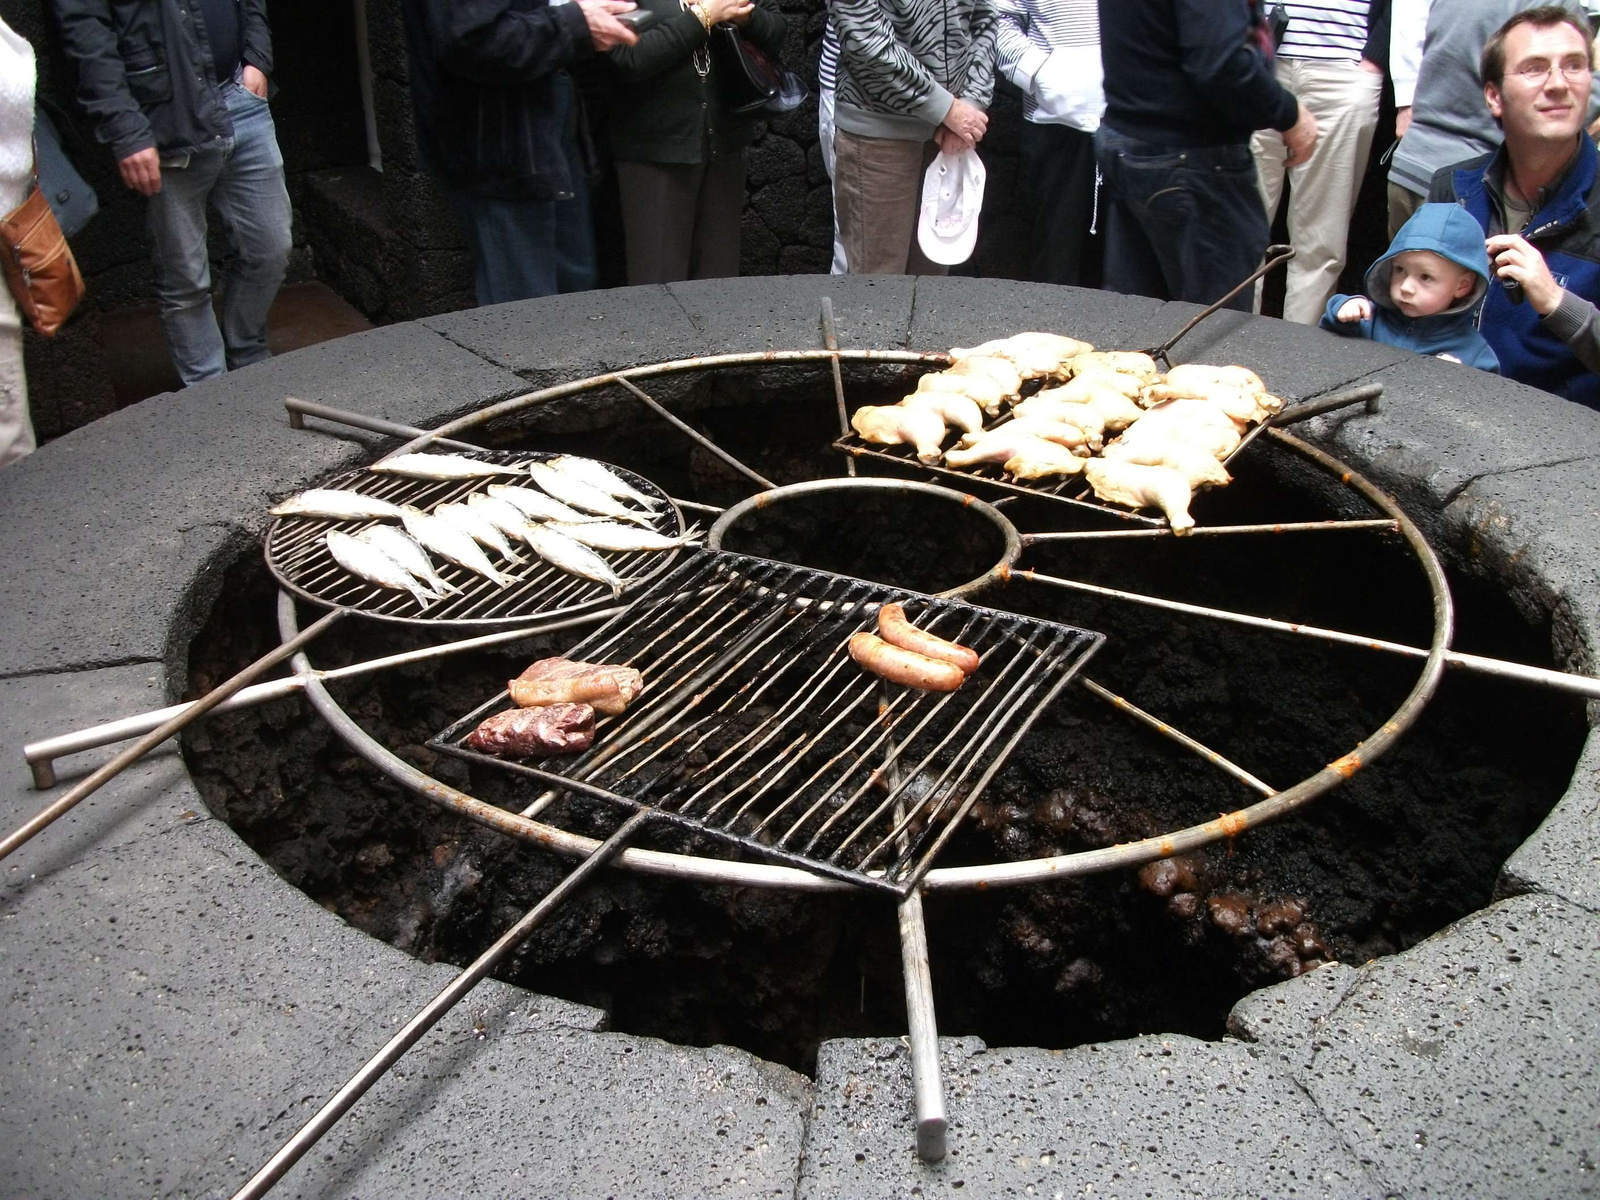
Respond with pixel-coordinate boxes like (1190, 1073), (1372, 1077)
(1142, 244), (1296, 365)
(282, 396), (484, 452)
(230, 808), (652, 1199)
(821, 296), (857, 477)
(898, 886), (947, 1161)
(0, 608), (344, 862)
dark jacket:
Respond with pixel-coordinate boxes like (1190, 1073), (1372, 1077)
(53, 0), (272, 161)
(1321, 203), (1499, 373)
(1098, 0), (1298, 147)
(607, 0), (786, 163)
(1429, 136), (1600, 410)
(401, 0), (595, 199)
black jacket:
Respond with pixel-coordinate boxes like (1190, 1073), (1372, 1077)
(53, 0), (272, 161)
(606, 0), (786, 164)
(1098, 0), (1298, 147)
(402, 0), (596, 200)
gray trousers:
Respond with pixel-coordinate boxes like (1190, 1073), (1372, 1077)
(616, 155), (746, 285)
(832, 129), (947, 276)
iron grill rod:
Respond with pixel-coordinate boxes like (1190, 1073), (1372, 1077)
(0, 609), (345, 862)
(283, 396), (485, 453)
(820, 296), (857, 477)
(883, 702), (947, 1163)
(228, 809), (652, 1200)
(1023, 518), (1399, 543)
(1078, 676), (1278, 797)
(1013, 567), (1600, 699)
(21, 609), (623, 789)
(1143, 244), (1295, 365)
(614, 376), (778, 490)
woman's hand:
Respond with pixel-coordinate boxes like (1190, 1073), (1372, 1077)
(700, 0), (754, 25)
(941, 98), (987, 146)
(581, 0), (640, 51)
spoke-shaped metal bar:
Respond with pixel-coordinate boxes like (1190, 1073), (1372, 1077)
(1024, 518), (1398, 544)
(1078, 676), (1277, 797)
(613, 376), (778, 490)
(820, 297), (857, 477)
(1011, 567), (1600, 699)
(284, 396), (486, 452)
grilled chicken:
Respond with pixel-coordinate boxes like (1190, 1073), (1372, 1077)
(1070, 350), (1160, 383)
(1028, 380), (1144, 431)
(900, 389), (985, 435)
(1084, 458), (1197, 534)
(1141, 381), (1281, 425)
(914, 369), (1011, 416)
(1140, 396), (1244, 433)
(1163, 363), (1266, 394)
(946, 431), (1081, 471)
(1102, 437), (1233, 489)
(956, 416), (1093, 453)
(1005, 448), (1088, 480)
(945, 354), (1025, 398)
(1116, 409), (1243, 460)
(851, 404), (948, 464)
(950, 333), (1092, 379)
(1051, 368), (1145, 401)
(1007, 396), (1107, 445)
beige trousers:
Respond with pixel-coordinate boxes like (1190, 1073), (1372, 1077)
(832, 129), (947, 276)
(0, 288), (33, 468)
(1252, 58), (1383, 324)
(1387, 179), (1425, 240)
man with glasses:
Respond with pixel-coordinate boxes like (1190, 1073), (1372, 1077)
(1429, 6), (1600, 406)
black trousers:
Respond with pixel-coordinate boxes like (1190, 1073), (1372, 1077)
(1093, 126), (1268, 312)
(1018, 122), (1102, 288)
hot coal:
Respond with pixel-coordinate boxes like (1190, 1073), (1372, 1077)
(182, 364), (1587, 1076)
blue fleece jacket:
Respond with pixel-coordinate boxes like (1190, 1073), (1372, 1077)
(1320, 203), (1500, 373)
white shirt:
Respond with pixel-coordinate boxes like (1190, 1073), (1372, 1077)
(0, 18), (35, 216)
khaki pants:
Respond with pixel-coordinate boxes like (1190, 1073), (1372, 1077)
(1252, 58), (1383, 324)
(1387, 180), (1425, 240)
(0, 289), (33, 468)
(832, 129), (947, 276)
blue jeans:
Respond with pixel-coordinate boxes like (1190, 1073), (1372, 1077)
(1094, 127), (1268, 312)
(146, 80), (292, 385)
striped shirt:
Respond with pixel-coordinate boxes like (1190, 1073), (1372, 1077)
(820, 15), (837, 92)
(993, 0), (1098, 123)
(1276, 0), (1370, 62)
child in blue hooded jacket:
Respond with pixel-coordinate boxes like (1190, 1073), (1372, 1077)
(1320, 203), (1499, 373)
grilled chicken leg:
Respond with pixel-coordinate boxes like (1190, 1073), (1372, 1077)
(901, 389), (985, 435)
(852, 404), (948, 464)
(1084, 458), (1197, 533)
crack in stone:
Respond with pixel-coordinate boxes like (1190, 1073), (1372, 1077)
(904, 278), (921, 349)
(425, 321), (522, 376)
(666, 282), (707, 339)
(0, 655), (165, 683)
(1439, 453), (1600, 508)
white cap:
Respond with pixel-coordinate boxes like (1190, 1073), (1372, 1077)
(917, 148), (985, 267)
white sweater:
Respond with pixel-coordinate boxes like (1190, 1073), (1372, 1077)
(0, 19), (34, 217)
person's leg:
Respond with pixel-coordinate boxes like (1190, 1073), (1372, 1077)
(553, 115), (598, 294)
(818, 84), (847, 274)
(688, 152), (747, 279)
(208, 81), (292, 371)
(1164, 142), (1271, 310)
(1249, 58), (1294, 311)
(445, 189), (561, 304)
(0, 288), (33, 467)
(145, 147), (228, 384)
(1094, 126), (1177, 302)
(904, 138), (948, 277)
(1279, 58), (1383, 323)
(1387, 180), (1424, 239)
(1019, 121), (1098, 286)
(833, 130), (931, 275)
(616, 160), (701, 284)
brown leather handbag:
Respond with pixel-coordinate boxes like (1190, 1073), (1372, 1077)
(1, 164), (87, 338)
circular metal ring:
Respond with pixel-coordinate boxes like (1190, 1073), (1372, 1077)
(706, 477), (1023, 601)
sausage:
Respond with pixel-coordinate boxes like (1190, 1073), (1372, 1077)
(848, 632), (966, 693)
(876, 603), (981, 674)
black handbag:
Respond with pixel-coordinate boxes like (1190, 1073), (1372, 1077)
(709, 22), (808, 115)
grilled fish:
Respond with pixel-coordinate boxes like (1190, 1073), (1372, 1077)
(368, 453), (528, 480)
(325, 530), (439, 607)
(269, 489), (407, 521)
(399, 506), (514, 587)
(432, 502), (525, 563)
(355, 526), (460, 595)
(546, 456), (663, 509)
(525, 463), (654, 526)
(545, 521), (701, 552)
(522, 523), (626, 596)
(465, 492), (543, 544)
(485, 484), (604, 525)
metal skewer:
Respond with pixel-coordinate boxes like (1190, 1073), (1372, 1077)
(820, 296), (857, 477)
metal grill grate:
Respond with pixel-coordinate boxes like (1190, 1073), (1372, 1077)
(265, 450), (686, 626)
(430, 550), (1104, 896)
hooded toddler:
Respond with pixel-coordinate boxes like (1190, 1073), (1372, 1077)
(1320, 204), (1499, 373)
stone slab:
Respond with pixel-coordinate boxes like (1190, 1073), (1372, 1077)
(798, 1034), (1382, 1199)
(668, 274), (917, 355)
(1125, 301), (1413, 401)
(1281, 893), (1600, 1199)
(1300, 353), (1600, 511)
(0, 322), (527, 678)
(422, 285), (704, 382)
(1226, 961), (1362, 1074)
(1501, 731), (1600, 916)
(906, 276), (1167, 356)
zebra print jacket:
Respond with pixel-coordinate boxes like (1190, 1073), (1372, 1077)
(833, 0), (999, 142)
